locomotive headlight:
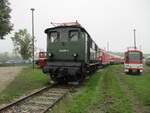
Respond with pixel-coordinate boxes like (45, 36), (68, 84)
(48, 53), (53, 57)
(73, 53), (78, 57)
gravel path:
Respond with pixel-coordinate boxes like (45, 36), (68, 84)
(0, 66), (26, 93)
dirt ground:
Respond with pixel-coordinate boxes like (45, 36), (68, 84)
(0, 66), (26, 93)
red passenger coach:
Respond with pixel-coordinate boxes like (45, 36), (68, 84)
(36, 52), (47, 68)
(99, 49), (110, 67)
(109, 55), (124, 64)
(124, 49), (143, 74)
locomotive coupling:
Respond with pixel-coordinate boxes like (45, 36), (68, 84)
(43, 66), (51, 73)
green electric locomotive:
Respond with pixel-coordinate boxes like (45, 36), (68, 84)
(43, 22), (100, 83)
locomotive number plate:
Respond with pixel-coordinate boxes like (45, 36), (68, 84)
(59, 49), (69, 52)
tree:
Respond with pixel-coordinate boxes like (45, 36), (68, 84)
(0, 52), (9, 63)
(11, 29), (33, 60)
(0, 0), (13, 39)
(0, 52), (21, 63)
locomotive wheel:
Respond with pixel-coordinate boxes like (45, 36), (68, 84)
(50, 74), (55, 81)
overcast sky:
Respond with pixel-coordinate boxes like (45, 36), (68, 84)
(0, 0), (150, 53)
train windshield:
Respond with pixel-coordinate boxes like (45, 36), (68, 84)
(128, 52), (141, 62)
(49, 32), (59, 43)
(69, 31), (79, 41)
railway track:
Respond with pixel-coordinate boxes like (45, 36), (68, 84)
(0, 84), (70, 113)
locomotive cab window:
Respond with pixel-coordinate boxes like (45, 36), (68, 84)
(69, 30), (79, 41)
(49, 32), (59, 43)
(128, 52), (141, 62)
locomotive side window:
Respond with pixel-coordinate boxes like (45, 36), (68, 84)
(69, 30), (79, 41)
(49, 32), (59, 43)
(81, 32), (85, 38)
(92, 42), (95, 49)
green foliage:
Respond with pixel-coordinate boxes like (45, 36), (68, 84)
(0, 0), (13, 39)
(0, 67), (49, 104)
(0, 52), (9, 63)
(11, 29), (33, 60)
(0, 52), (21, 63)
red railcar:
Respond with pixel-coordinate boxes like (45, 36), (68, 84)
(113, 57), (124, 64)
(36, 52), (47, 68)
(99, 49), (124, 67)
(124, 49), (143, 74)
(99, 49), (111, 66)
(109, 54), (124, 64)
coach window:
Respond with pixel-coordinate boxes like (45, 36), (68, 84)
(69, 30), (79, 41)
(49, 32), (59, 43)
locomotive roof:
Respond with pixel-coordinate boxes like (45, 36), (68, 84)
(126, 50), (142, 52)
(45, 25), (100, 50)
(45, 26), (88, 34)
(125, 50), (142, 53)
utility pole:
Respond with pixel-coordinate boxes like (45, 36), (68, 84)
(139, 45), (142, 50)
(107, 41), (109, 52)
(133, 29), (136, 50)
(31, 8), (35, 69)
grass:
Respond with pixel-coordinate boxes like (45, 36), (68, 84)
(116, 65), (150, 106)
(66, 72), (102, 113)
(50, 65), (150, 113)
(89, 65), (133, 113)
(1, 64), (149, 112)
(50, 65), (133, 113)
(0, 63), (31, 67)
(0, 66), (49, 104)
(50, 71), (102, 113)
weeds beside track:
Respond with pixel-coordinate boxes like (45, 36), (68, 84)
(0, 67), (49, 105)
